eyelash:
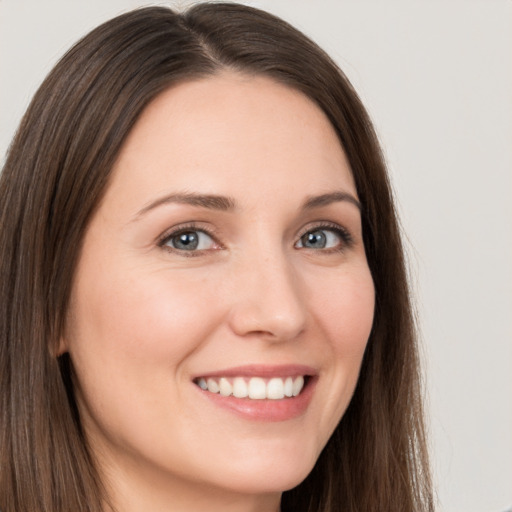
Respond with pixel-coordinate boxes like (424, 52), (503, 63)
(296, 222), (354, 253)
(157, 222), (221, 257)
(157, 221), (353, 256)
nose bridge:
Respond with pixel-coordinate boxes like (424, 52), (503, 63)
(227, 240), (307, 340)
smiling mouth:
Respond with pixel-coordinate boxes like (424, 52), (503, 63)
(194, 375), (309, 400)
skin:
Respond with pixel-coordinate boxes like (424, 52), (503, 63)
(62, 72), (375, 512)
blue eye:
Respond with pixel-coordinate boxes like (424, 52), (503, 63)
(163, 230), (216, 251)
(296, 227), (349, 250)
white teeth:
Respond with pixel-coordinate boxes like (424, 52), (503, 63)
(284, 377), (293, 397)
(198, 376), (306, 400)
(219, 377), (232, 396)
(232, 377), (248, 398)
(292, 376), (304, 397)
(248, 377), (267, 399)
(267, 378), (285, 399)
(206, 378), (219, 393)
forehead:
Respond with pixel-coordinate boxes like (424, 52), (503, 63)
(106, 72), (356, 213)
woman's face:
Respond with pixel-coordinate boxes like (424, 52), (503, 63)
(63, 73), (375, 503)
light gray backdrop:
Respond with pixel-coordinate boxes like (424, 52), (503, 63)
(1, 1), (511, 511)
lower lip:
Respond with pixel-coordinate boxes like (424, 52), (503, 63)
(195, 377), (317, 422)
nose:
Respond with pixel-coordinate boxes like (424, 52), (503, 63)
(226, 249), (307, 342)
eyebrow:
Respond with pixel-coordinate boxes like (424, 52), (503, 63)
(134, 192), (236, 219)
(133, 189), (360, 220)
(302, 191), (361, 211)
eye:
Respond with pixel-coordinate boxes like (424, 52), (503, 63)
(161, 229), (217, 252)
(295, 225), (352, 251)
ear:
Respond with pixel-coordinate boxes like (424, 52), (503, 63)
(55, 310), (73, 357)
(49, 336), (68, 358)
(56, 336), (69, 357)
(55, 318), (72, 357)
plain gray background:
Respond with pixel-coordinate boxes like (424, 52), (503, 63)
(1, 1), (511, 511)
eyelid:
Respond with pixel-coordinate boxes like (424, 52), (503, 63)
(157, 222), (223, 254)
(155, 220), (354, 256)
(295, 221), (354, 249)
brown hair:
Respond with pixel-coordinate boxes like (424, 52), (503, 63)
(0, 4), (433, 511)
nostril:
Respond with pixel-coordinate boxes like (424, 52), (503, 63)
(227, 300), (307, 342)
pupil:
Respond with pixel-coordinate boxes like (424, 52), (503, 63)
(175, 232), (198, 250)
(305, 231), (326, 248)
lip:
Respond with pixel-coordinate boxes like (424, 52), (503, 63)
(192, 364), (318, 422)
(193, 364), (317, 380)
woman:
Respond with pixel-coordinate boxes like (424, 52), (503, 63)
(0, 3), (433, 512)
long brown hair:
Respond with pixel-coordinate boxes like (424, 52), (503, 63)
(0, 4), (433, 511)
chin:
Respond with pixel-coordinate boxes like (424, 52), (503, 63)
(212, 467), (313, 496)
(198, 442), (319, 495)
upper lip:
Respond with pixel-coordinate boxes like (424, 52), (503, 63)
(193, 364), (317, 380)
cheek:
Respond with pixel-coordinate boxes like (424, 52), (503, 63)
(308, 266), (374, 426)
(312, 266), (375, 356)
(70, 264), (220, 362)
(65, 259), (225, 443)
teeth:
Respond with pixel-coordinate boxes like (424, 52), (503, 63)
(232, 377), (248, 398)
(219, 377), (232, 397)
(267, 378), (285, 399)
(197, 376), (306, 400)
(206, 378), (219, 394)
(292, 375), (304, 397)
(248, 377), (266, 399)
(284, 377), (293, 397)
